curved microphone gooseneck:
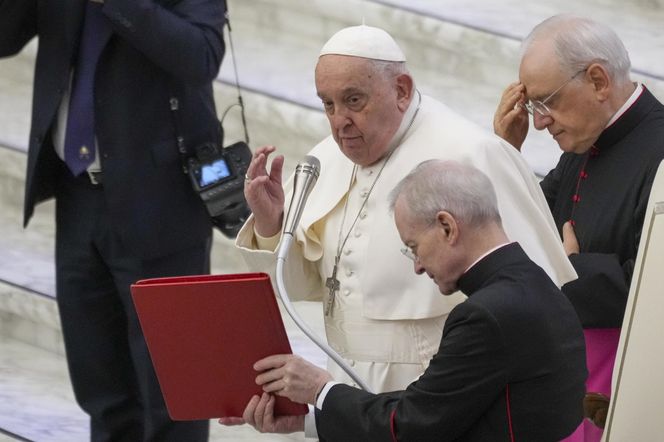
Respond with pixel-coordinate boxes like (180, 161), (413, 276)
(275, 155), (372, 392)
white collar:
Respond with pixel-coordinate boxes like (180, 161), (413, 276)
(606, 83), (643, 128)
(464, 242), (513, 274)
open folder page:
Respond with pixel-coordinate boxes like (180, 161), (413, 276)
(131, 272), (308, 420)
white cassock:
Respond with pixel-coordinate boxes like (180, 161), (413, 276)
(235, 91), (577, 393)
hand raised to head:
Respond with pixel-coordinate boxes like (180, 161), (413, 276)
(494, 82), (529, 151)
(244, 145), (285, 237)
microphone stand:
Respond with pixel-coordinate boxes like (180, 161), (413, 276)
(274, 158), (372, 392)
(276, 236), (372, 392)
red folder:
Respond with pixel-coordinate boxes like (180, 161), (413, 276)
(130, 272), (308, 420)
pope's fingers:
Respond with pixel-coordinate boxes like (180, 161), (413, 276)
(254, 354), (292, 371)
(255, 366), (285, 387)
(263, 395), (277, 424)
(253, 393), (272, 432)
(246, 146), (277, 180)
(261, 378), (286, 395)
(218, 416), (246, 426)
(268, 155), (285, 184)
(242, 395), (261, 426)
(245, 152), (268, 181)
(252, 145), (276, 160)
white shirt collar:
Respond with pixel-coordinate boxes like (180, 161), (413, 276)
(606, 83), (643, 128)
(464, 242), (512, 274)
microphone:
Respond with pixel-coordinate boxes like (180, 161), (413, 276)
(282, 155), (320, 235)
(275, 154), (372, 392)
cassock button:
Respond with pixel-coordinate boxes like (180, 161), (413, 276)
(349, 360), (356, 367)
(590, 146), (600, 157)
(580, 170), (588, 179)
(354, 230), (361, 238)
(570, 219), (576, 227)
(572, 194), (581, 203)
(345, 269), (353, 277)
(359, 211), (367, 219)
(344, 249), (352, 256)
(343, 289), (350, 296)
(360, 190), (369, 198)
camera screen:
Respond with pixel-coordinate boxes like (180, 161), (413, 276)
(198, 158), (231, 187)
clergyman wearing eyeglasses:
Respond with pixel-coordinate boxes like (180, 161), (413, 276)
(220, 160), (588, 442)
(493, 13), (664, 442)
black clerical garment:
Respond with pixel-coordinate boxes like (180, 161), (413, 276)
(315, 243), (587, 442)
(541, 87), (664, 327)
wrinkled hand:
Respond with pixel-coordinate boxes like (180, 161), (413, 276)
(244, 145), (285, 237)
(255, 354), (333, 405)
(493, 82), (529, 151)
(562, 221), (580, 256)
(218, 393), (304, 434)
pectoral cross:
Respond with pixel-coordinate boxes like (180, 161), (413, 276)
(325, 259), (340, 316)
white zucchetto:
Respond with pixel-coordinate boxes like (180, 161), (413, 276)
(319, 25), (406, 62)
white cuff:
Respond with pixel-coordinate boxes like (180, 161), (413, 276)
(303, 404), (318, 439)
(316, 381), (341, 410)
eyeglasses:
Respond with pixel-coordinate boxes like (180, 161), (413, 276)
(523, 68), (587, 117)
(400, 246), (418, 262)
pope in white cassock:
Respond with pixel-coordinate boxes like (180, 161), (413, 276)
(235, 25), (577, 393)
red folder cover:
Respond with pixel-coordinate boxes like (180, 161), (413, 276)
(130, 272), (308, 420)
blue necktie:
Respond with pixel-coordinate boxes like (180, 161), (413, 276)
(63, 1), (112, 176)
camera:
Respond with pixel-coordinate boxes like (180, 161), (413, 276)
(187, 141), (252, 238)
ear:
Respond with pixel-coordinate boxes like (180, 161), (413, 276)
(395, 73), (414, 112)
(586, 63), (611, 102)
(436, 211), (459, 244)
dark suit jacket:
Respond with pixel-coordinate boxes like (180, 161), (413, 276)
(316, 243), (587, 442)
(0, 0), (226, 259)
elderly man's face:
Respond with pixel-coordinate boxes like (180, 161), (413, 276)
(519, 42), (606, 154)
(315, 55), (407, 167)
(394, 198), (464, 295)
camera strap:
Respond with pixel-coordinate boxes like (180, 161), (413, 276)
(169, 1), (249, 175)
(220, 5), (250, 145)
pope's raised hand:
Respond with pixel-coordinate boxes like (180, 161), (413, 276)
(494, 82), (529, 151)
(244, 145), (285, 237)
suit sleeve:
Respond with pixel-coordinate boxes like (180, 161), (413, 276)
(102, 0), (226, 84)
(315, 302), (508, 442)
(0, 0), (37, 57)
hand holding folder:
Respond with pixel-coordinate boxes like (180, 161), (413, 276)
(131, 272), (308, 420)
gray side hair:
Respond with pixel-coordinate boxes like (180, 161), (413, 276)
(369, 59), (409, 79)
(522, 14), (631, 86)
(388, 160), (501, 228)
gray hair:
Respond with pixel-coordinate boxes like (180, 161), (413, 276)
(522, 14), (631, 86)
(388, 160), (501, 228)
(369, 59), (409, 79)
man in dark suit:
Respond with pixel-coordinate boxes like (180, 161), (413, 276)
(221, 160), (588, 441)
(0, 0), (226, 440)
